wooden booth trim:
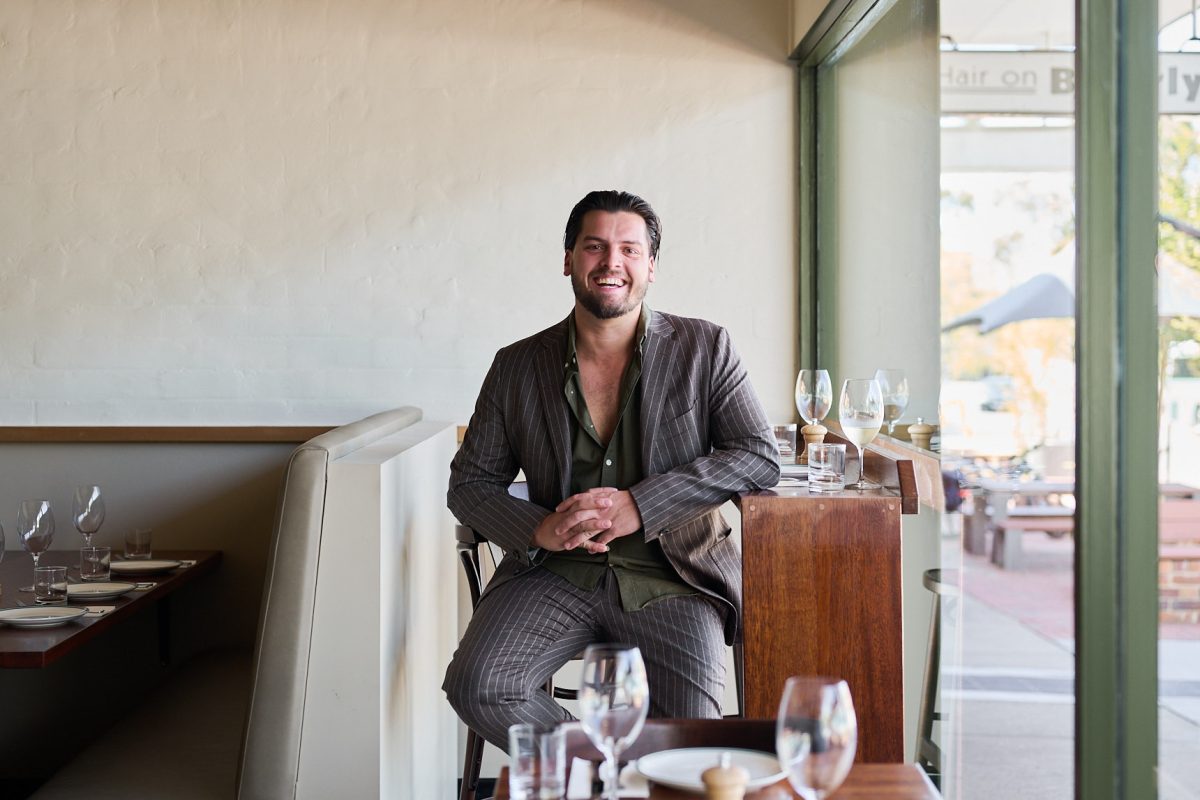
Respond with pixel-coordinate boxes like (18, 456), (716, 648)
(0, 426), (334, 444)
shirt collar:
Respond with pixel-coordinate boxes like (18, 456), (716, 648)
(565, 304), (652, 369)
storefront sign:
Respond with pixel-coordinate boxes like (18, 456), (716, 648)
(941, 50), (1200, 115)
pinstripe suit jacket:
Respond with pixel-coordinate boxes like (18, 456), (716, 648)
(448, 309), (780, 644)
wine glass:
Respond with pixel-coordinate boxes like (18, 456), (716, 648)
(776, 676), (858, 800)
(17, 499), (55, 592)
(578, 644), (650, 800)
(873, 369), (909, 435)
(839, 379), (883, 490)
(73, 485), (105, 547)
(795, 370), (833, 426)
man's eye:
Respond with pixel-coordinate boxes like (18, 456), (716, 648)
(624, 248), (640, 256)
(586, 244), (602, 251)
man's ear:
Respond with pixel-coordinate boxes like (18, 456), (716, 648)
(648, 256), (656, 283)
(563, 250), (573, 277)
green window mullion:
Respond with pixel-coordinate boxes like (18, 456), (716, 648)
(1075, 1), (1159, 798)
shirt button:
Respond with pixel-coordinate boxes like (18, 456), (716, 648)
(605, 459), (613, 466)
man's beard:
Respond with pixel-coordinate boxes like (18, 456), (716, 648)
(571, 271), (647, 320)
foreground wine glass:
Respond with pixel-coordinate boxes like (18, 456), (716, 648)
(795, 369), (833, 426)
(776, 676), (858, 800)
(578, 644), (649, 800)
(73, 485), (105, 547)
(839, 379), (883, 490)
(17, 500), (55, 592)
(873, 369), (909, 435)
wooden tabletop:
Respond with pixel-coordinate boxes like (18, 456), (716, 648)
(493, 762), (940, 799)
(0, 550), (221, 668)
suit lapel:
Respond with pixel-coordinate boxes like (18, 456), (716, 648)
(535, 317), (572, 500)
(639, 310), (678, 473)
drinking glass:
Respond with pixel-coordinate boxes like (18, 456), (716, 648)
(578, 644), (650, 800)
(72, 485), (105, 547)
(776, 676), (858, 800)
(795, 369), (833, 426)
(873, 369), (909, 435)
(17, 500), (55, 592)
(839, 379), (883, 490)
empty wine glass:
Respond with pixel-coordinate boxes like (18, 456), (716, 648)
(73, 485), (105, 547)
(795, 369), (833, 426)
(839, 379), (883, 490)
(873, 369), (909, 435)
(578, 644), (650, 800)
(776, 676), (858, 800)
(17, 500), (55, 592)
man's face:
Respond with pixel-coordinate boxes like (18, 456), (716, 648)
(563, 210), (656, 321)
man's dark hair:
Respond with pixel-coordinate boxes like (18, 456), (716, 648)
(563, 190), (662, 259)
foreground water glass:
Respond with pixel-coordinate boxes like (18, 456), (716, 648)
(80, 546), (112, 582)
(776, 676), (858, 800)
(34, 566), (68, 606)
(579, 644), (650, 800)
(124, 528), (153, 560)
(808, 444), (847, 493)
(508, 723), (566, 800)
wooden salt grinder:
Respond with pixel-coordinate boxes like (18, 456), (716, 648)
(799, 422), (827, 464)
(702, 751), (750, 800)
(908, 417), (935, 450)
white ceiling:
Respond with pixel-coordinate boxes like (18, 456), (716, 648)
(941, 0), (1195, 48)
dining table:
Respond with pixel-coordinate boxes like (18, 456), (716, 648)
(492, 762), (940, 799)
(0, 549), (222, 668)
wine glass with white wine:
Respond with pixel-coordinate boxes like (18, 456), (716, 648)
(795, 370), (833, 427)
(578, 644), (650, 800)
(873, 369), (909, 436)
(839, 379), (884, 490)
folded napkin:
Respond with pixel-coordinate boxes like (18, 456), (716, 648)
(179, 560), (197, 568)
(84, 606), (115, 616)
(565, 758), (649, 799)
(133, 582), (157, 591)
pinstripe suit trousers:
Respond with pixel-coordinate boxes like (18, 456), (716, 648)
(442, 566), (727, 750)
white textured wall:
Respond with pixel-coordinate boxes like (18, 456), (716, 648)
(0, 0), (797, 426)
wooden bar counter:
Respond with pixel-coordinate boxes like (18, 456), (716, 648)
(738, 435), (919, 763)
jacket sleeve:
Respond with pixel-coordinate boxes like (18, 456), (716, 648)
(630, 326), (780, 540)
(446, 352), (550, 563)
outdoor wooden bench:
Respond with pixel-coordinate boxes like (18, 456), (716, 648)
(991, 507), (1076, 569)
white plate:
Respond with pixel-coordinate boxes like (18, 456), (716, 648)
(110, 560), (181, 576)
(66, 582), (136, 602)
(0, 606), (88, 629)
(636, 748), (787, 793)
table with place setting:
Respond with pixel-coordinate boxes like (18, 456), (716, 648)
(0, 549), (222, 668)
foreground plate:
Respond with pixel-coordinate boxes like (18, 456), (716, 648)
(0, 606), (88, 628)
(67, 582), (136, 602)
(110, 560), (181, 576)
(636, 748), (787, 793)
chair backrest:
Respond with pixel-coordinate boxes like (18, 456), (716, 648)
(238, 407), (423, 800)
(562, 718), (776, 762)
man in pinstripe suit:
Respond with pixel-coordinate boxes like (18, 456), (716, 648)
(444, 190), (780, 749)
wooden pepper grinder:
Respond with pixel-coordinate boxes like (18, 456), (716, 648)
(799, 422), (827, 464)
(702, 751), (750, 800)
(908, 417), (935, 450)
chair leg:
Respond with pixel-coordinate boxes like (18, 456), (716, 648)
(733, 641), (745, 718)
(460, 727), (486, 800)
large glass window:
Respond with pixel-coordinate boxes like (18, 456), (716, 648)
(938, 2), (1076, 797)
(1157, 7), (1200, 798)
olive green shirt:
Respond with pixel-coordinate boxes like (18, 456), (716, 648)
(542, 306), (696, 611)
